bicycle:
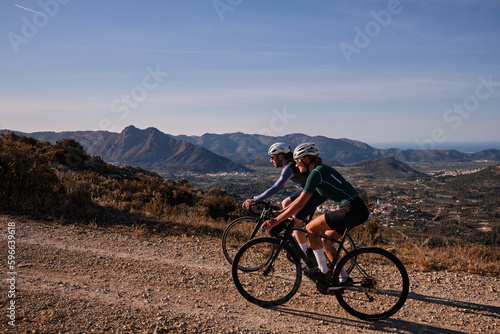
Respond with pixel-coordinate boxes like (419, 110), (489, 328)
(231, 218), (409, 321)
(221, 201), (357, 271)
(221, 201), (274, 266)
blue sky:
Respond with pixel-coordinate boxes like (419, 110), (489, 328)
(1, 0), (499, 149)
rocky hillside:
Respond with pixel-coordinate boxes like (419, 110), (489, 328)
(4, 126), (250, 174)
(351, 157), (421, 178)
(445, 164), (500, 197)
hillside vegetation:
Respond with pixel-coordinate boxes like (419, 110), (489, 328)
(0, 133), (239, 235)
(4, 126), (251, 174)
(1, 133), (499, 275)
(351, 156), (420, 177)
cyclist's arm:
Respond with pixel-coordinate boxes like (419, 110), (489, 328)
(273, 191), (311, 223)
(253, 165), (294, 203)
(265, 169), (320, 226)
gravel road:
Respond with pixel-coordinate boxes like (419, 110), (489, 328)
(1, 217), (499, 333)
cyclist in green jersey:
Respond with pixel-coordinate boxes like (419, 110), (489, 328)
(264, 143), (369, 282)
(243, 142), (327, 257)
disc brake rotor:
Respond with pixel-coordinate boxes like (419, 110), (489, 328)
(361, 276), (379, 294)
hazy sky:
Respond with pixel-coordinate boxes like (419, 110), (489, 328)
(1, 0), (499, 147)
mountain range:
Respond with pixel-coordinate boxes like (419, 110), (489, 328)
(175, 132), (500, 165)
(1, 126), (250, 174)
(2, 126), (499, 174)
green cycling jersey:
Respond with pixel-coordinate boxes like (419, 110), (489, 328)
(302, 164), (358, 206)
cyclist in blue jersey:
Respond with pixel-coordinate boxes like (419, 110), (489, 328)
(263, 143), (370, 284)
(243, 142), (327, 256)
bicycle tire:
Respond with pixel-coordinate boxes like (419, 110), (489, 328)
(232, 237), (302, 308)
(333, 247), (409, 321)
(221, 216), (267, 265)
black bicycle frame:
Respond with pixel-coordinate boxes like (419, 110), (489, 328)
(262, 219), (352, 275)
(247, 201), (273, 239)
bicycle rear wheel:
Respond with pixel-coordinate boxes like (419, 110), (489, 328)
(232, 237), (302, 308)
(222, 217), (267, 265)
(333, 247), (409, 321)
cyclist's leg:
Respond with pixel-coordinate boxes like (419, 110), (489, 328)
(323, 198), (369, 255)
(307, 198), (360, 270)
(305, 212), (354, 283)
(280, 190), (308, 254)
(322, 229), (351, 283)
(293, 192), (327, 255)
(322, 229), (342, 263)
(322, 198), (370, 282)
(292, 217), (307, 253)
(305, 215), (331, 274)
(321, 203), (351, 263)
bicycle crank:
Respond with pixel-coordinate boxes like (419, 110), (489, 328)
(316, 282), (348, 295)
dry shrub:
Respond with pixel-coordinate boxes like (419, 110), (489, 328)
(0, 133), (59, 198)
(197, 187), (239, 220)
(350, 216), (384, 247)
(396, 240), (500, 276)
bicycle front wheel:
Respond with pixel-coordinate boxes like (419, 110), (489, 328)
(232, 237), (302, 308)
(222, 217), (267, 265)
(333, 247), (409, 321)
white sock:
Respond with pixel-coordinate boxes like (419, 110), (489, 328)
(299, 242), (308, 256)
(338, 263), (349, 282)
(313, 249), (329, 274)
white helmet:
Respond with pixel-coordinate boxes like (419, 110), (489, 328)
(293, 143), (319, 160)
(268, 142), (291, 156)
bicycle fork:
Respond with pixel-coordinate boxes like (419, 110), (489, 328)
(262, 241), (285, 276)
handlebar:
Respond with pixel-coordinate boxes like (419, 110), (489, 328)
(243, 201), (278, 221)
(242, 200), (269, 213)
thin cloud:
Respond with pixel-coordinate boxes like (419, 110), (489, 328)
(14, 4), (47, 16)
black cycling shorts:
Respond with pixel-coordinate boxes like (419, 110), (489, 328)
(289, 190), (327, 221)
(324, 197), (369, 234)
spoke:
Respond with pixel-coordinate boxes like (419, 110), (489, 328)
(333, 247), (409, 321)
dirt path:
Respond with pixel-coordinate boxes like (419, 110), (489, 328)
(1, 216), (499, 333)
